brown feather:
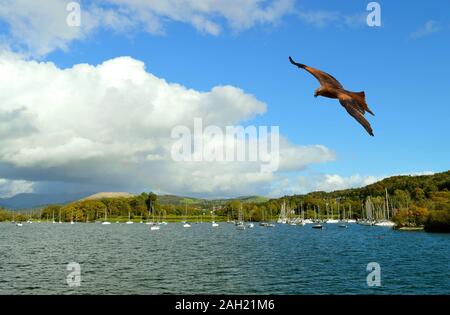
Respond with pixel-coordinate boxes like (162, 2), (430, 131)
(339, 96), (374, 136)
(289, 56), (376, 136)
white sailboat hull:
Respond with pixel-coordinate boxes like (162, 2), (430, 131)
(374, 220), (395, 227)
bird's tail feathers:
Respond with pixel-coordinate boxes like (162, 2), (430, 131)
(350, 91), (375, 116)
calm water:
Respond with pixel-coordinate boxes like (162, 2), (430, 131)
(0, 222), (449, 295)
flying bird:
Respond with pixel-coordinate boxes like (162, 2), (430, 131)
(289, 56), (375, 136)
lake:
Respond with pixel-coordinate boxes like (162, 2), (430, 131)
(0, 222), (449, 294)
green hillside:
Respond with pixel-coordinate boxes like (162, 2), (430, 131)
(1, 171), (448, 232)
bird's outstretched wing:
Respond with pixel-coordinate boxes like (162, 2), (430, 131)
(289, 56), (343, 89)
(339, 96), (374, 136)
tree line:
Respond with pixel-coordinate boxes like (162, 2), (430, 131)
(1, 171), (449, 232)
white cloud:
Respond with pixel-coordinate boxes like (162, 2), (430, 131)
(409, 20), (441, 39)
(0, 0), (294, 57)
(0, 178), (34, 198)
(268, 171), (437, 197)
(0, 54), (334, 197)
(0, 1), (367, 58)
(269, 173), (381, 197)
(296, 10), (339, 28)
(295, 9), (367, 28)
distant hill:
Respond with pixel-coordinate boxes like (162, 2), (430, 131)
(81, 192), (135, 201)
(0, 191), (267, 210)
(156, 194), (269, 206)
(157, 195), (204, 205)
(0, 192), (93, 210)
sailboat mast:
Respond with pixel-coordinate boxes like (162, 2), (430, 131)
(385, 188), (390, 220)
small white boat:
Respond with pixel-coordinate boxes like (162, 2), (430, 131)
(126, 211), (133, 224)
(159, 221), (168, 225)
(16, 223), (23, 227)
(102, 208), (110, 225)
(246, 223), (254, 228)
(150, 225), (160, 231)
(303, 219), (314, 224)
(312, 224), (323, 229)
(358, 220), (375, 226)
(212, 221), (219, 227)
(374, 220), (395, 227)
(326, 219), (339, 224)
(183, 223), (191, 228)
(236, 223), (246, 230)
(70, 221), (75, 225)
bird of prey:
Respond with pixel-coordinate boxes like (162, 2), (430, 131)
(289, 56), (375, 136)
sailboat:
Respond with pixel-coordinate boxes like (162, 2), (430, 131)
(58, 208), (62, 224)
(298, 205), (306, 226)
(70, 209), (75, 224)
(211, 207), (219, 227)
(347, 205), (356, 223)
(183, 201), (191, 228)
(303, 205), (313, 224)
(236, 205), (246, 230)
(126, 211), (133, 224)
(312, 207), (323, 229)
(338, 205), (348, 228)
(358, 197), (375, 226)
(145, 204), (152, 225)
(26, 212), (33, 224)
(149, 203), (159, 230)
(159, 210), (168, 225)
(13, 214), (22, 226)
(52, 209), (56, 224)
(102, 208), (111, 225)
(375, 189), (395, 227)
(286, 203), (297, 225)
(326, 201), (339, 223)
(277, 201), (287, 224)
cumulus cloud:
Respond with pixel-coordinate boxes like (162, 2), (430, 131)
(0, 54), (334, 197)
(269, 173), (381, 197)
(268, 171), (437, 197)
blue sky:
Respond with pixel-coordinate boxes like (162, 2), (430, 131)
(0, 0), (449, 198)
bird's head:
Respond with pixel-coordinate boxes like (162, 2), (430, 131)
(314, 89), (320, 98)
